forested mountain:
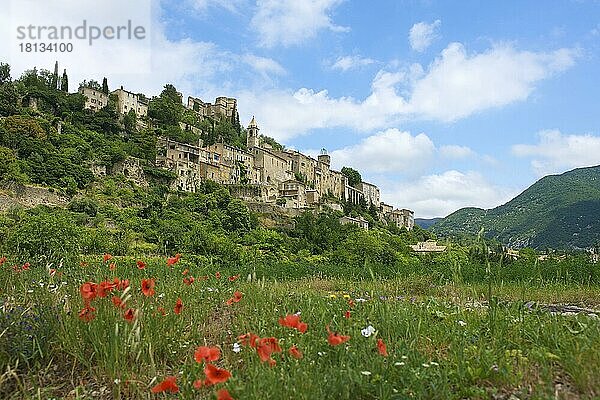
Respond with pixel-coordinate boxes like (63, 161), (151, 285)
(431, 166), (600, 249)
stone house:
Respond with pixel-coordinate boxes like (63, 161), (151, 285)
(79, 86), (108, 111)
(113, 86), (148, 117)
(278, 179), (307, 208)
(389, 208), (415, 230)
(361, 181), (380, 207)
(340, 215), (369, 230)
(410, 240), (447, 253)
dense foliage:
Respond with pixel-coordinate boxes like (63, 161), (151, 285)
(432, 166), (600, 249)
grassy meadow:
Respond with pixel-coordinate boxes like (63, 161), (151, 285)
(1, 255), (599, 399)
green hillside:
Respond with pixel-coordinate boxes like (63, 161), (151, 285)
(432, 166), (600, 249)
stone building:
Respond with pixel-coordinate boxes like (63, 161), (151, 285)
(315, 151), (346, 199)
(187, 96), (239, 122)
(361, 181), (380, 207)
(344, 183), (364, 205)
(278, 179), (307, 208)
(155, 137), (207, 191)
(205, 142), (256, 184)
(113, 86), (148, 117)
(388, 208), (415, 230)
(246, 118), (292, 185)
(340, 215), (369, 230)
(410, 240), (446, 253)
(79, 86), (108, 111)
(379, 202), (393, 215)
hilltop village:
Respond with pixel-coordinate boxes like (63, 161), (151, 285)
(78, 81), (414, 231)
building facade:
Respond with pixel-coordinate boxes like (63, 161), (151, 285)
(79, 87), (109, 112)
(113, 87), (148, 117)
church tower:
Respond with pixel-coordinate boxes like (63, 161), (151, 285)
(247, 116), (260, 149)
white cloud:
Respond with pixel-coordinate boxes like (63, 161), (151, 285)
(406, 43), (578, 122)
(242, 54), (285, 76)
(236, 43), (576, 141)
(409, 20), (441, 52)
(191, 0), (242, 13)
(330, 55), (375, 71)
(382, 170), (516, 218)
(0, 0), (231, 98)
(512, 130), (600, 176)
(251, 0), (348, 48)
(329, 129), (435, 174)
(440, 145), (474, 159)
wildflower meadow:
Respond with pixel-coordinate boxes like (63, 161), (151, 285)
(1, 253), (599, 399)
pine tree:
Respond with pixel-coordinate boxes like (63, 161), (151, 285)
(102, 77), (109, 94)
(61, 69), (69, 92)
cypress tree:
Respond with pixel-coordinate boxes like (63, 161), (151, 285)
(61, 69), (68, 92)
(102, 77), (109, 94)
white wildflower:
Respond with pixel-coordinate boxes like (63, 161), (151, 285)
(458, 320), (467, 327)
(361, 325), (376, 337)
(360, 371), (372, 376)
(394, 362), (405, 366)
(232, 343), (241, 353)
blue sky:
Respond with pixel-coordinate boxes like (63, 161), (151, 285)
(3, 0), (600, 218)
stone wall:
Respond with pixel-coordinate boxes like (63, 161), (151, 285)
(0, 184), (69, 211)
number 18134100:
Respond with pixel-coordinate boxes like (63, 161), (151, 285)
(19, 42), (73, 53)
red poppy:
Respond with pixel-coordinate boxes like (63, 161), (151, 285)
(136, 260), (146, 270)
(112, 296), (123, 308)
(103, 253), (112, 263)
(182, 268), (189, 275)
(124, 308), (136, 322)
(326, 325), (350, 346)
(116, 278), (129, 291)
(204, 364), (231, 385)
(151, 376), (179, 394)
(215, 271), (221, 279)
(109, 262), (116, 271)
(0, 256), (6, 266)
(347, 299), (355, 308)
(226, 291), (243, 305)
(80, 282), (97, 302)
(141, 278), (155, 297)
(21, 262), (30, 270)
(174, 298), (183, 315)
(166, 253), (181, 267)
(377, 338), (388, 357)
(194, 346), (220, 363)
(256, 337), (282, 363)
(289, 345), (303, 359)
(193, 379), (207, 389)
(216, 389), (234, 400)
(278, 314), (307, 333)
(344, 310), (351, 319)
(97, 281), (116, 298)
(78, 306), (96, 322)
(49, 268), (56, 276)
(183, 276), (195, 285)
(228, 275), (239, 282)
(238, 333), (259, 348)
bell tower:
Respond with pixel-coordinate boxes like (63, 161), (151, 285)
(247, 116), (260, 149)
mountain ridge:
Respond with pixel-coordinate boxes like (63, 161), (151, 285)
(431, 165), (600, 249)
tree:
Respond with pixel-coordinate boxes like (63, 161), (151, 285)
(0, 63), (11, 85)
(61, 69), (68, 92)
(102, 77), (109, 94)
(341, 167), (362, 188)
(148, 84), (185, 127)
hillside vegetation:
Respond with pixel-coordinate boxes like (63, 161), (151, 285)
(432, 166), (600, 249)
